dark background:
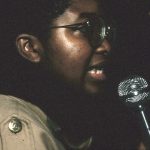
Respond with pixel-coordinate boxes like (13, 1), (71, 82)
(0, 0), (150, 149)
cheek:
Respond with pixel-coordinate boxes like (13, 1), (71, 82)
(47, 31), (92, 80)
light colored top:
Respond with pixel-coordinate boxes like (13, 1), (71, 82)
(0, 94), (65, 150)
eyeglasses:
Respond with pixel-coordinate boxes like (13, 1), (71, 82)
(50, 17), (116, 45)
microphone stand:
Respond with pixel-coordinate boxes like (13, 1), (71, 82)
(118, 76), (150, 150)
(137, 105), (150, 150)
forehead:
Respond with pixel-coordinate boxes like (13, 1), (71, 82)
(52, 0), (102, 25)
(69, 0), (100, 13)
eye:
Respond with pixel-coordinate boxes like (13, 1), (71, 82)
(71, 21), (91, 34)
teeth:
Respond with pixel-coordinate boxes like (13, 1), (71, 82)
(89, 69), (103, 74)
(90, 70), (96, 74)
(96, 70), (103, 74)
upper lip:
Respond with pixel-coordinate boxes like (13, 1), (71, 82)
(87, 51), (111, 71)
(87, 60), (109, 71)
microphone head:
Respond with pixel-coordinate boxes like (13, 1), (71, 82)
(118, 76), (150, 107)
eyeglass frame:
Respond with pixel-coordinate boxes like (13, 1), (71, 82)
(49, 17), (116, 45)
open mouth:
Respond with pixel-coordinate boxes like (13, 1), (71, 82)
(87, 62), (107, 80)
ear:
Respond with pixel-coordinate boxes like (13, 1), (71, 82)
(16, 34), (44, 63)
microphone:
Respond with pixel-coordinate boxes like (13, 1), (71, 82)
(118, 76), (150, 149)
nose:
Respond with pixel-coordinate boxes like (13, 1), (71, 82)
(95, 39), (111, 54)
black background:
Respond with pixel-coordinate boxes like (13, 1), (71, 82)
(0, 0), (150, 149)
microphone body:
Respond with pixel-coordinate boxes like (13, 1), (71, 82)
(118, 76), (150, 149)
(137, 105), (150, 149)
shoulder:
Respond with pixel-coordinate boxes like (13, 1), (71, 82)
(0, 94), (65, 150)
(0, 94), (46, 123)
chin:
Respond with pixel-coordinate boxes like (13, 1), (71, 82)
(84, 83), (107, 95)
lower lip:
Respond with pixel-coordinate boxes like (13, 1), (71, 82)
(88, 69), (106, 81)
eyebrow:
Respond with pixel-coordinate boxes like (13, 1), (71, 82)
(80, 12), (100, 19)
(50, 21), (89, 29)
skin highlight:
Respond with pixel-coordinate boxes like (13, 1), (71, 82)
(42, 0), (111, 94)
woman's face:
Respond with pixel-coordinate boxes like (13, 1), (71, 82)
(45, 0), (112, 94)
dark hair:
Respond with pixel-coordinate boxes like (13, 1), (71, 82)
(0, 0), (71, 97)
(2, 0), (71, 41)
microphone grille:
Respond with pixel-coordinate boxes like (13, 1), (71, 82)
(118, 76), (149, 104)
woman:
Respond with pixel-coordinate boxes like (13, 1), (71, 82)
(0, 0), (141, 149)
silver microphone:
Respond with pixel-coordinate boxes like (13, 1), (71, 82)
(118, 76), (150, 107)
(118, 76), (150, 149)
